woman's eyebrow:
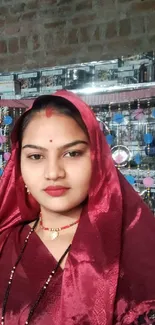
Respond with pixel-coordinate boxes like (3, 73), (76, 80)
(60, 140), (89, 150)
(22, 144), (47, 151)
(22, 140), (89, 151)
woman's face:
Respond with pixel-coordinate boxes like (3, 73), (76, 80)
(20, 111), (92, 213)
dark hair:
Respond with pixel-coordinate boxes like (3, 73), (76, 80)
(19, 95), (89, 144)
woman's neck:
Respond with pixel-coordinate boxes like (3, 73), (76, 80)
(40, 205), (82, 229)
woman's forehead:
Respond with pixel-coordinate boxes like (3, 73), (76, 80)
(22, 113), (88, 144)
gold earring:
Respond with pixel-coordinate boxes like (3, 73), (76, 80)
(25, 185), (30, 195)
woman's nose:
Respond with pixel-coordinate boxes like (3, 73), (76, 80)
(44, 158), (65, 180)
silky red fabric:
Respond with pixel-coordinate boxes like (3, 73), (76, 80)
(0, 223), (63, 325)
(0, 90), (155, 324)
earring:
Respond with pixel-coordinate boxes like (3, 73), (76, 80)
(25, 185), (30, 195)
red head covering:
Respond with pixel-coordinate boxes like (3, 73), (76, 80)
(0, 90), (155, 324)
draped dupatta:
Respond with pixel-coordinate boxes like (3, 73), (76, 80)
(1, 90), (155, 324)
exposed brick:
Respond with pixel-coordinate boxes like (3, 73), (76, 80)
(67, 28), (79, 44)
(31, 50), (45, 61)
(4, 24), (20, 36)
(8, 37), (19, 54)
(94, 26), (100, 41)
(26, 0), (39, 10)
(54, 29), (66, 46)
(119, 18), (131, 37)
(72, 13), (96, 25)
(131, 0), (155, 12)
(105, 21), (117, 39)
(0, 40), (7, 54)
(40, 0), (57, 3)
(44, 32), (54, 47)
(0, 57), (8, 71)
(147, 13), (155, 32)
(22, 11), (37, 21)
(32, 34), (40, 50)
(148, 35), (155, 48)
(0, 0), (155, 71)
(97, 8), (119, 22)
(39, 8), (57, 18)
(46, 46), (75, 57)
(88, 44), (103, 53)
(0, 6), (9, 17)
(79, 25), (101, 43)
(76, 0), (92, 11)
(44, 28), (66, 49)
(131, 16), (145, 35)
(44, 20), (66, 28)
(8, 53), (25, 65)
(106, 37), (142, 55)
(93, 0), (116, 9)
(6, 53), (27, 71)
(20, 36), (28, 50)
(58, 5), (72, 16)
(9, 3), (26, 14)
(79, 26), (89, 43)
(24, 60), (41, 70)
(20, 22), (34, 35)
(118, 0), (132, 2)
(39, 6), (71, 19)
(0, 18), (5, 28)
(57, 0), (71, 4)
(4, 14), (20, 24)
(38, 58), (56, 69)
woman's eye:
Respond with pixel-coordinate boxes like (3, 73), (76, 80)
(64, 151), (82, 158)
(28, 154), (43, 160)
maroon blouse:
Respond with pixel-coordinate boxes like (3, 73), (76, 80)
(0, 224), (64, 324)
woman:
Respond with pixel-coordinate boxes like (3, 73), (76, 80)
(0, 90), (155, 325)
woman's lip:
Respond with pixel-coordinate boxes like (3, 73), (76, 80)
(44, 186), (69, 191)
(44, 188), (69, 197)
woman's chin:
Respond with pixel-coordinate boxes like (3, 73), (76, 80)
(40, 203), (76, 214)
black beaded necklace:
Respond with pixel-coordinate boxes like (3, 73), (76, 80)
(1, 218), (71, 325)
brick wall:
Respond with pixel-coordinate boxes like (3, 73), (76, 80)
(0, 0), (155, 72)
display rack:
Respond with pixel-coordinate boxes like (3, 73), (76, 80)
(0, 53), (155, 214)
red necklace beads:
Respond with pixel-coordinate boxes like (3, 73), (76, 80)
(40, 214), (80, 240)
